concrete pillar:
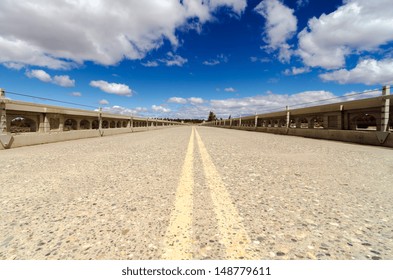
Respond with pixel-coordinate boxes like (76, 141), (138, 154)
(337, 114), (343, 130)
(255, 115), (258, 129)
(286, 106), (290, 128)
(381, 85), (390, 132)
(0, 90), (7, 134)
(38, 114), (44, 132)
(343, 112), (349, 130)
(43, 114), (50, 132)
(230, 118), (232, 127)
(130, 117), (133, 130)
(59, 115), (65, 131)
(239, 117), (242, 127)
(98, 108), (103, 130)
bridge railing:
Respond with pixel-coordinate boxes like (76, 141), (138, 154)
(0, 89), (184, 149)
(202, 86), (392, 147)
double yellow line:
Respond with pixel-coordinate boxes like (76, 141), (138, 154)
(162, 127), (257, 260)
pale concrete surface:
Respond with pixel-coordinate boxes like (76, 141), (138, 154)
(1, 126), (392, 260)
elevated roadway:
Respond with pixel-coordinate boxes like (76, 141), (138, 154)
(1, 126), (392, 260)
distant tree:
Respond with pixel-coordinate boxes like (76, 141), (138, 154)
(228, 115), (231, 119)
(207, 111), (216, 122)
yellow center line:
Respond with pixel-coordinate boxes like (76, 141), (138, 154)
(162, 127), (195, 260)
(194, 128), (257, 260)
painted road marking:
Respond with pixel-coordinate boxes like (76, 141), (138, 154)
(195, 128), (257, 259)
(162, 127), (195, 260)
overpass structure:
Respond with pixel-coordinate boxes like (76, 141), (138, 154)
(0, 89), (183, 149)
(203, 86), (393, 148)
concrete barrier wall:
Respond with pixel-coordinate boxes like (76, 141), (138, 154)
(0, 97), (184, 149)
(0, 126), (171, 150)
(203, 88), (392, 148)
(217, 125), (393, 148)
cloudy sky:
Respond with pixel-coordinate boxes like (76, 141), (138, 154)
(1, 0), (392, 119)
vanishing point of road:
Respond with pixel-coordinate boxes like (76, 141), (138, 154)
(1, 126), (392, 260)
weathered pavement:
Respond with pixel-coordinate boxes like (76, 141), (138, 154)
(1, 126), (393, 260)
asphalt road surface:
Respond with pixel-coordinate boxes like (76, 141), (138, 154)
(1, 126), (392, 260)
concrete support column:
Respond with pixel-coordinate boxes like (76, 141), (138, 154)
(286, 106), (290, 128)
(255, 115), (258, 129)
(239, 117), (242, 127)
(6, 116), (11, 131)
(38, 114), (44, 132)
(98, 108), (103, 131)
(60, 115), (65, 131)
(43, 114), (50, 132)
(381, 85), (390, 132)
(130, 117), (133, 130)
(342, 112), (349, 130)
(337, 114), (343, 130)
(1, 90), (7, 134)
(230, 118), (232, 127)
(76, 119), (81, 130)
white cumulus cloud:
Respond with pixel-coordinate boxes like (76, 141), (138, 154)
(209, 90), (336, 116)
(203, 60), (220, 66)
(255, 0), (297, 63)
(99, 99), (109, 105)
(141, 61), (159, 67)
(297, 0), (393, 69)
(25, 69), (51, 82)
(209, 0), (247, 15)
(160, 52), (188, 67)
(90, 80), (132, 96)
(203, 54), (228, 66)
(0, 0), (246, 69)
(25, 69), (75, 87)
(319, 58), (393, 85)
(224, 87), (237, 92)
(283, 66), (310, 76)
(152, 105), (171, 113)
(168, 97), (188, 104)
(188, 97), (204, 104)
(53, 75), (75, 87)
(101, 105), (148, 116)
(167, 96), (204, 105)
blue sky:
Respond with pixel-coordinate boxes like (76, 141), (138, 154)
(1, 0), (393, 119)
